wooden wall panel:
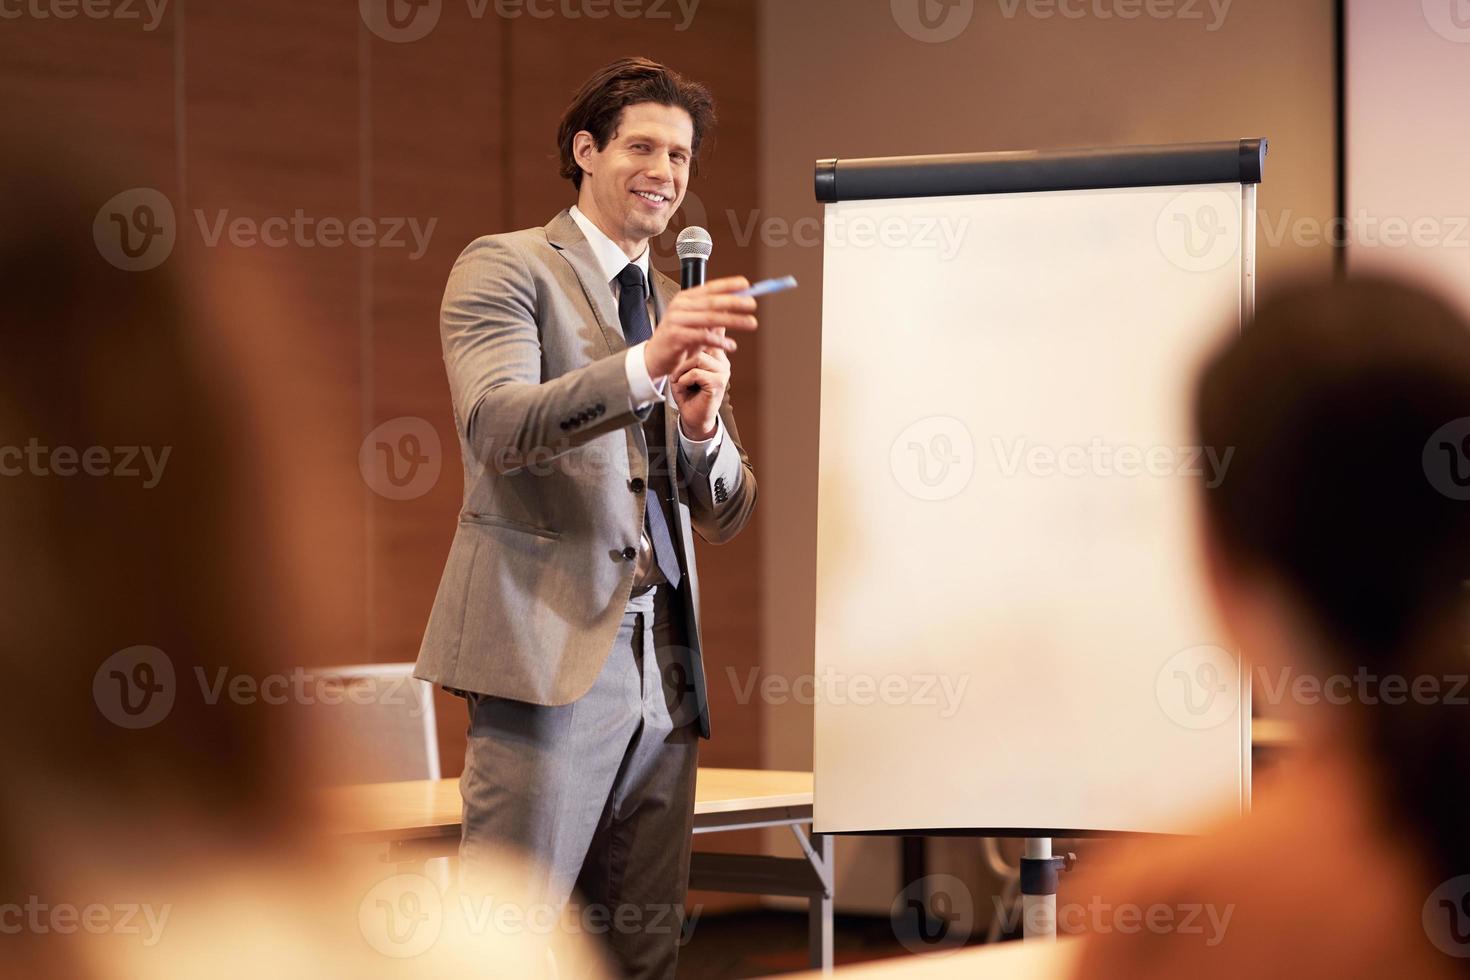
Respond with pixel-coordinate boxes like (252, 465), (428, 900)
(3, 3), (763, 787)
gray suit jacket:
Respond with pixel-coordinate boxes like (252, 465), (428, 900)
(414, 209), (756, 738)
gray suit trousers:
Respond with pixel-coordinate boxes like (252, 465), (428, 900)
(459, 584), (699, 979)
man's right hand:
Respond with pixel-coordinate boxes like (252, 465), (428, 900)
(644, 275), (759, 380)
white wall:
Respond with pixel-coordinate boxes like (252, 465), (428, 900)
(1346, 0), (1470, 313)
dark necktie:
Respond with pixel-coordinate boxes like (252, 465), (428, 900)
(616, 263), (682, 589)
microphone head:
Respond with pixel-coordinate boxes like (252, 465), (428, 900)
(676, 225), (713, 262)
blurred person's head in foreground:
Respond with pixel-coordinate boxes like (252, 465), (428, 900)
(1194, 275), (1470, 888)
(0, 117), (605, 978)
(1075, 275), (1470, 980)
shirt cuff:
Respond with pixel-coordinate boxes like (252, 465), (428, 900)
(625, 343), (667, 410)
(678, 413), (724, 462)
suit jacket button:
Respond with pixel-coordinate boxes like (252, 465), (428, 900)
(621, 546), (637, 561)
(630, 477), (645, 493)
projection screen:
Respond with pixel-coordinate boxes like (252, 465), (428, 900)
(813, 141), (1263, 836)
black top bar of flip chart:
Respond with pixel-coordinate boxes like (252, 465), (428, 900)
(814, 138), (1267, 203)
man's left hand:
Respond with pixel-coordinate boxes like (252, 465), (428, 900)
(671, 346), (730, 441)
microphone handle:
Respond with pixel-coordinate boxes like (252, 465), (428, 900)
(680, 257), (707, 290)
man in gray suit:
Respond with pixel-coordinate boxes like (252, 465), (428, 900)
(414, 58), (758, 977)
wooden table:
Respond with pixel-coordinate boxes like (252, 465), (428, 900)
(322, 768), (835, 971)
(790, 936), (1080, 979)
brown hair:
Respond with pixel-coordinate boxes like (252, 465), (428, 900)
(1194, 276), (1470, 912)
(556, 56), (715, 189)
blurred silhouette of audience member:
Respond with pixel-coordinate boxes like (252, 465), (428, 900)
(1074, 276), (1470, 979)
(0, 113), (606, 979)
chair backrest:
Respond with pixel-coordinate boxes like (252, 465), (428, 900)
(297, 662), (440, 785)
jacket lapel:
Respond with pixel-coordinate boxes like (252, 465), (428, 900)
(544, 209), (627, 357)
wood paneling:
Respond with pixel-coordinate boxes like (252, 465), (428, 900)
(2, 1), (764, 799)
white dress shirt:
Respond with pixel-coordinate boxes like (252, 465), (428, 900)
(568, 205), (724, 460)
(569, 206), (725, 590)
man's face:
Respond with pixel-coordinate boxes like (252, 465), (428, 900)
(575, 102), (693, 251)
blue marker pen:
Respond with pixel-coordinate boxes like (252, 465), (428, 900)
(735, 276), (799, 298)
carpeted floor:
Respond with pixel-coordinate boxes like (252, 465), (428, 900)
(675, 908), (966, 978)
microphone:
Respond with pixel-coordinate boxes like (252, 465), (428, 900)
(676, 226), (712, 290)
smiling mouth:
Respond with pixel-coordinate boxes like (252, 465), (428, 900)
(633, 190), (670, 207)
